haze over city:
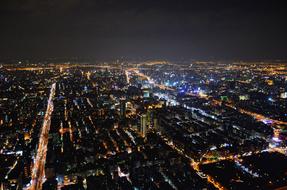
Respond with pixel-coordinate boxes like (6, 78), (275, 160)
(0, 1), (287, 190)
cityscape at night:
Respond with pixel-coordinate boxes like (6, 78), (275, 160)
(0, 61), (287, 190)
(1, 1), (287, 190)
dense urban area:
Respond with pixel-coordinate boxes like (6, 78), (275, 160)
(0, 60), (287, 190)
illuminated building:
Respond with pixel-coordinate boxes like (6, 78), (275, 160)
(120, 99), (126, 119)
(220, 96), (228, 101)
(153, 118), (158, 129)
(280, 92), (287, 99)
(140, 114), (147, 137)
(24, 132), (30, 141)
(273, 129), (281, 142)
(143, 88), (151, 98)
(266, 80), (274, 86)
(239, 95), (250, 101)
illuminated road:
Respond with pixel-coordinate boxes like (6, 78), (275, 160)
(128, 68), (286, 190)
(155, 130), (226, 190)
(28, 83), (56, 190)
(128, 67), (287, 128)
(225, 103), (287, 127)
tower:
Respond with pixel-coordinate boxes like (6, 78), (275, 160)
(120, 100), (126, 119)
(140, 114), (147, 137)
(153, 118), (158, 130)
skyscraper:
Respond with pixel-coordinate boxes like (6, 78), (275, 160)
(120, 99), (126, 119)
(140, 114), (147, 137)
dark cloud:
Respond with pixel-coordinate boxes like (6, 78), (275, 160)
(0, 0), (287, 60)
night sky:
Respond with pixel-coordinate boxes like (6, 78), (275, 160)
(0, 0), (287, 61)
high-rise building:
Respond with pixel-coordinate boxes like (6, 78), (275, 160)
(147, 109), (151, 127)
(140, 114), (147, 137)
(120, 100), (126, 119)
(153, 118), (158, 129)
(143, 88), (150, 98)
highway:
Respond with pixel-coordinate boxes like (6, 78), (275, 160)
(27, 83), (56, 190)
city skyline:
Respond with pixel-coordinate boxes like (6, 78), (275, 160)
(0, 61), (287, 190)
(1, 1), (287, 190)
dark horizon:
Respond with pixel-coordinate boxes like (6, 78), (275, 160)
(1, 0), (287, 61)
(1, 56), (287, 64)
